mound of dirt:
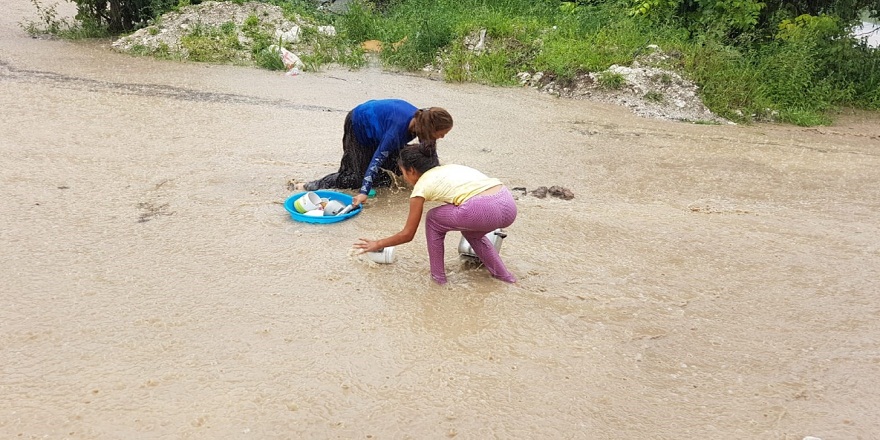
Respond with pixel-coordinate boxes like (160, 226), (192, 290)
(518, 45), (731, 124)
(110, 1), (325, 62)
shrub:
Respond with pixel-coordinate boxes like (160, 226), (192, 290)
(73, 0), (177, 32)
(683, 43), (770, 122)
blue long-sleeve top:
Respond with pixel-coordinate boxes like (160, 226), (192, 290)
(351, 99), (418, 195)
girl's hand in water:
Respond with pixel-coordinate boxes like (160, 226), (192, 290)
(354, 238), (381, 254)
(352, 193), (368, 207)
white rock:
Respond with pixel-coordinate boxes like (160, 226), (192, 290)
(275, 26), (301, 43)
(473, 29), (487, 53)
(317, 25), (336, 37)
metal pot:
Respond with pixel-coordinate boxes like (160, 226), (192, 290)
(458, 229), (507, 260)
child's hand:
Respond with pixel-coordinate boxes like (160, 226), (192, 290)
(353, 238), (380, 254)
(352, 193), (368, 207)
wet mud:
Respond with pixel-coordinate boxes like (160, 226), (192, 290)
(2, 1), (880, 439)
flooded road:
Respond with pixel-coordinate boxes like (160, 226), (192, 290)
(2, 1), (880, 438)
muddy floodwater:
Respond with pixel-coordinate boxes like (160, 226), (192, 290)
(2, 1), (880, 439)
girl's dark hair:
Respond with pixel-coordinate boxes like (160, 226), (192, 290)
(398, 140), (440, 174)
(411, 107), (453, 141)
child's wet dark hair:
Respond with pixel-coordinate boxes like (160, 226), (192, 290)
(398, 140), (440, 174)
(410, 107), (453, 141)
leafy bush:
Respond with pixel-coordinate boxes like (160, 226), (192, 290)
(628, 0), (880, 40)
(73, 0), (177, 32)
(759, 14), (879, 123)
(683, 43), (769, 122)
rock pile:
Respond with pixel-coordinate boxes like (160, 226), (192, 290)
(519, 45), (731, 124)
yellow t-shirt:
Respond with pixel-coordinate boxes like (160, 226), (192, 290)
(411, 164), (502, 206)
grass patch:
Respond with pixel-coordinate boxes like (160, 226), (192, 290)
(683, 43), (770, 122)
(652, 72), (673, 85)
(644, 90), (665, 103)
(776, 108), (832, 126)
(180, 21), (245, 63)
(241, 13), (286, 70)
(597, 71), (626, 90)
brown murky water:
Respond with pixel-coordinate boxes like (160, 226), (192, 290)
(3, 2), (880, 439)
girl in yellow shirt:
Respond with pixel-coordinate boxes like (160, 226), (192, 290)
(354, 141), (517, 284)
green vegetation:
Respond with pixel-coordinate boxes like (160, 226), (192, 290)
(597, 71), (626, 90)
(21, 0), (109, 38)
(22, 0), (880, 126)
(332, 0), (880, 124)
(644, 90), (665, 103)
(181, 21), (246, 63)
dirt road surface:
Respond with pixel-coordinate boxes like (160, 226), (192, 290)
(2, 2), (879, 438)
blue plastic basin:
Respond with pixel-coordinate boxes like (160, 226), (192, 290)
(284, 190), (362, 224)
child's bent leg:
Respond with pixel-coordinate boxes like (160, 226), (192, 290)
(426, 189), (518, 284)
(459, 188), (518, 283)
(462, 231), (517, 283)
(425, 205), (455, 284)
(303, 172), (339, 190)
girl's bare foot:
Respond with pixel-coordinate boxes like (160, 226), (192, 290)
(287, 179), (308, 191)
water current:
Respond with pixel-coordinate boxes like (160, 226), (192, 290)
(2, 1), (880, 438)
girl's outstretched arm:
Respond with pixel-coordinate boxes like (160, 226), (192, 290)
(354, 197), (426, 253)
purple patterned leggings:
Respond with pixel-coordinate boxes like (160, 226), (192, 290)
(425, 186), (518, 284)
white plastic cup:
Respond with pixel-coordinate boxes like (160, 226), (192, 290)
(336, 204), (355, 216)
(293, 191), (322, 214)
(323, 200), (346, 216)
(366, 247), (395, 264)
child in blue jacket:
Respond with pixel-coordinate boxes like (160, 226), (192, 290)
(298, 99), (453, 207)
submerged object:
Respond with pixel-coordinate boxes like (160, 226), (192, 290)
(366, 247), (395, 264)
(336, 204), (355, 216)
(458, 229), (506, 260)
